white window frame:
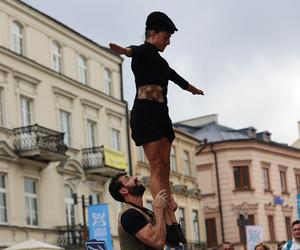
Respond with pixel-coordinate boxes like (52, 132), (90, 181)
(0, 88), (4, 127)
(78, 55), (87, 85)
(111, 128), (121, 151)
(59, 110), (72, 147)
(0, 173), (7, 224)
(178, 207), (186, 234)
(24, 178), (38, 226)
(52, 41), (62, 73)
(87, 119), (97, 147)
(12, 21), (24, 55)
(192, 210), (200, 242)
(170, 146), (177, 172)
(90, 193), (100, 205)
(104, 68), (112, 96)
(20, 95), (33, 126)
(183, 150), (191, 176)
(64, 185), (75, 226)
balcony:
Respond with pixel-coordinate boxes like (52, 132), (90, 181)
(13, 124), (68, 162)
(82, 146), (126, 178)
(57, 225), (84, 250)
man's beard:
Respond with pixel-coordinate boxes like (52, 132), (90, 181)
(128, 184), (145, 197)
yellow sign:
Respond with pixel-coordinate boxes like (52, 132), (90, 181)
(104, 147), (127, 170)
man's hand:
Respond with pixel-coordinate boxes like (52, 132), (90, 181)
(168, 197), (178, 212)
(153, 189), (168, 209)
(192, 88), (204, 95)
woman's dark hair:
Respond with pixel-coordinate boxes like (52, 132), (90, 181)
(145, 29), (159, 41)
(255, 243), (270, 250)
(108, 172), (127, 202)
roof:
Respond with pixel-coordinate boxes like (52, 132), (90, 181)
(173, 115), (298, 152)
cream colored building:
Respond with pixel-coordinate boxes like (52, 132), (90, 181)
(130, 127), (207, 249)
(175, 115), (300, 250)
(292, 122), (300, 148)
(0, 0), (130, 249)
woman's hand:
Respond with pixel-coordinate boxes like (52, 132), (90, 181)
(109, 43), (132, 57)
(153, 189), (168, 210)
(187, 84), (204, 95)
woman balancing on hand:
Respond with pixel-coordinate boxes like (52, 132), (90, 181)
(110, 11), (204, 246)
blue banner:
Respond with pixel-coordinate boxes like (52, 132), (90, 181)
(297, 194), (300, 218)
(88, 204), (113, 250)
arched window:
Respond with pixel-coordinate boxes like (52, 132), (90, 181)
(12, 21), (24, 55)
(104, 68), (112, 96)
(52, 41), (62, 73)
(78, 55), (87, 84)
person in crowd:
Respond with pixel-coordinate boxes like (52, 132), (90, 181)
(283, 220), (300, 250)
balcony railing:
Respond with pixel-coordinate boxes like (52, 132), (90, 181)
(57, 225), (84, 249)
(13, 124), (67, 162)
(82, 145), (126, 177)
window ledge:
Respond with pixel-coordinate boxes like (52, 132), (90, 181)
(233, 188), (255, 193)
(264, 189), (274, 194)
(281, 191), (290, 196)
(202, 192), (216, 198)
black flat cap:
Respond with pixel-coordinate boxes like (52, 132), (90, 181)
(145, 11), (178, 33)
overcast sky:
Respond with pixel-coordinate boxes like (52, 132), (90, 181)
(22, 0), (300, 145)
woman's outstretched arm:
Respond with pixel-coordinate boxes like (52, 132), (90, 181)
(109, 43), (132, 57)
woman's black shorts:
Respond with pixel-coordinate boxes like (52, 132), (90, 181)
(130, 99), (175, 146)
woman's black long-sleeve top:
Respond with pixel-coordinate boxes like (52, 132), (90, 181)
(129, 42), (189, 104)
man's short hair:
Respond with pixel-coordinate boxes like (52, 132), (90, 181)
(109, 172), (127, 202)
(292, 219), (300, 227)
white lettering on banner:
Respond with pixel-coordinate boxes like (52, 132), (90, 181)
(94, 228), (108, 238)
(92, 212), (106, 227)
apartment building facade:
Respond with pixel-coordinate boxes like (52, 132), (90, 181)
(130, 127), (207, 250)
(175, 115), (300, 250)
(0, 0), (130, 249)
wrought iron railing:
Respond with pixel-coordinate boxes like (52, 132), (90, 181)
(82, 146), (105, 169)
(57, 225), (84, 249)
(13, 124), (67, 154)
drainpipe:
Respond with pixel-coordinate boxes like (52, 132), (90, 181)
(119, 62), (133, 175)
(210, 143), (225, 243)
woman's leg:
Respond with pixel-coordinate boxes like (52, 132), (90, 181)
(143, 137), (177, 224)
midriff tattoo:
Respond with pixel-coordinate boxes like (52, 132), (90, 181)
(137, 85), (164, 103)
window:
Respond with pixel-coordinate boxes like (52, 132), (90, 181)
(0, 174), (7, 223)
(90, 193), (100, 205)
(183, 151), (191, 176)
(137, 146), (147, 163)
(280, 170), (288, 193)
(233, 165), (250, 189)
(0, 88), (4, 126)
(145, 200), (153, 211)
(52, 41), (62, 73)
(239, 214), (255, 242)
(178, 207), (186, 235)
(285, 217), (292, 240)
(59, 110), (71, 146)
(170, 146), (177, 172)
(192, 210), (200, 242)
(87, 120), (97, 147)
(12, 21), (24, 55)
(111, 128), (121, 151)
(20, 96), (33, 126)
(25, 178), (38, 226)
(262, 167), (271, 191)
(295, 173), (300, 192)
(268, 215), (275, 241)
(64, 185), (75, 226)
(78, 55), (87, 84)
(104, 68), (112, 96)
(206, 218), (218, 246)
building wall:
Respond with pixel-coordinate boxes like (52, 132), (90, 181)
(197, 141), (300, 250)
(0, 0), (128, 249)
